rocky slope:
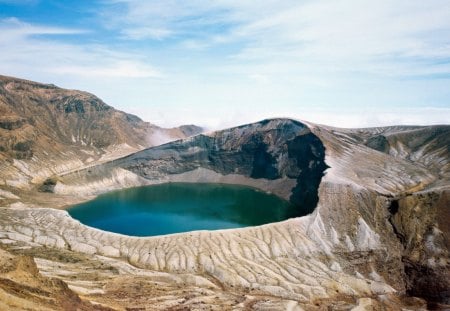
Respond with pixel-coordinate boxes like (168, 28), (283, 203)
(0, 75), (201, 196)
(0, 246), (112, 311)
(0, 79), (448, 309)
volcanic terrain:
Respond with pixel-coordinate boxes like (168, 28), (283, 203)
(0, 75), (448, 310)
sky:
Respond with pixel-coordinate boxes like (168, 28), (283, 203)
(0, 0), (449, 130)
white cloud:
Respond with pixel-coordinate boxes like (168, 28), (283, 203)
(121, 27), (172, 40)
(296, 107), (450, 129)
(226, 1), (450, 78)
(104, 0), (450, 77)
(102, 0), (231, 40)
(136, 104), (450, 130)
(248, 74), (270, 84)
(0, 2), (448, 129)
(0, 17), (86, 39)
(0, 18), (162, 80)
(49, 61), (161, 78)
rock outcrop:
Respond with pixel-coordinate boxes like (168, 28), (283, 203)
(0, 246), (112, 310)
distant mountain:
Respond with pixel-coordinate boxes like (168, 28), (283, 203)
(0, 75), (202, 188)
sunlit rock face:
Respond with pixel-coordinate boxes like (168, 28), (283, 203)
(0, 77), (448, 309)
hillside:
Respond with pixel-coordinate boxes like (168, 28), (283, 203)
(0, 75), (202, 190)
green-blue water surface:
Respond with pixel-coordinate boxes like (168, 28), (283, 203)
(68, 183), (298, 237)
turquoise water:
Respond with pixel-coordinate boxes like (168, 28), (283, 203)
(68, 183), (298, 237)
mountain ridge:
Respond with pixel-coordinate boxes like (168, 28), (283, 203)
(0, 74), (202, 191)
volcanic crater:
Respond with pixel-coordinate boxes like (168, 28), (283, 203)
(0, 75), (449, 310)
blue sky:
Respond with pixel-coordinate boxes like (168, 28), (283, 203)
(1, 0), (449, 129)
